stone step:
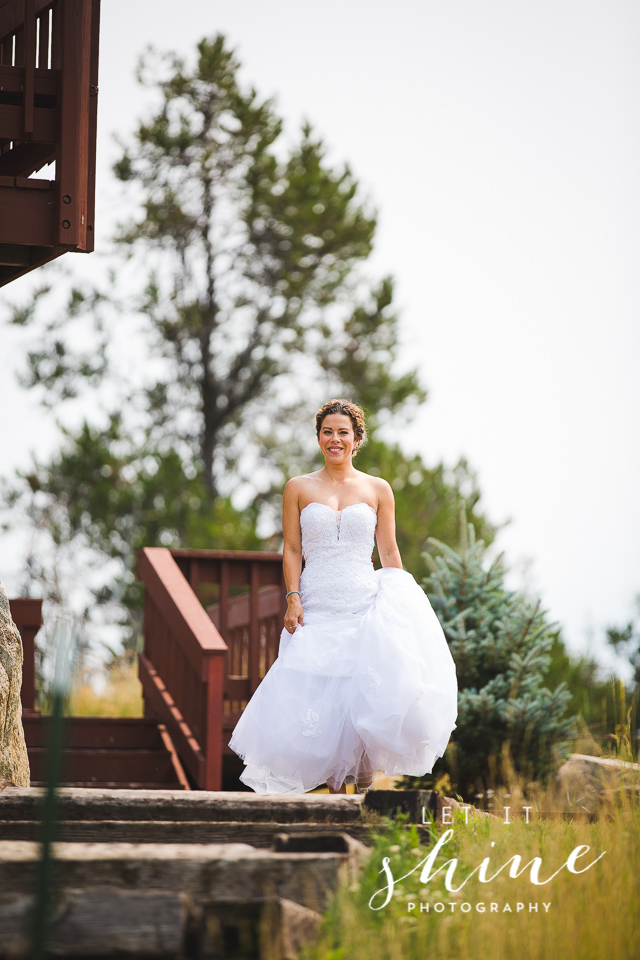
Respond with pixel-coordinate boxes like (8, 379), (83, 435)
(0, 786), (367, 824)
(0, 818), (432, 847)
(0, 837), (367, 914)
(0, 890), (322, 960)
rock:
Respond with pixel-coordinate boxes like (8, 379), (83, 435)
(0, 585), (29, 787)
(556, 753), (640, 814)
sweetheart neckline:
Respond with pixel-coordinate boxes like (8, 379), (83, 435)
(300, 501), (377, 518)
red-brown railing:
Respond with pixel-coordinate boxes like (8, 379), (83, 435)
(136, 548), (227, 790)
(8, 597), (42, 712)
(137, 547), (287, 789)
(171, 549), (287, 739)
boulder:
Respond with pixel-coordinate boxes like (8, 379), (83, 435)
(0, 585), (29, 787)
(556, 752), (640, 813)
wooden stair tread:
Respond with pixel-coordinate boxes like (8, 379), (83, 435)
(22, 715), (165, 750)
(23, 718), (189, 790)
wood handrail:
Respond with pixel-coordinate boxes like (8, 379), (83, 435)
(137, 548), (228, 679)
(170, 547), (283, 562)
(137, 547), (228, 789)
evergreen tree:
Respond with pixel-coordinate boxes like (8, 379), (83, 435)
(544, 632), (636, 745)
(403, 508), (577, 801)
(353, 438), (495, 584)
(606, 594), (640, 686)
(1, 33), (494, 668)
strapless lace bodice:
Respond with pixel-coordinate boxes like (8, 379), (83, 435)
(299, 501), (378, 622)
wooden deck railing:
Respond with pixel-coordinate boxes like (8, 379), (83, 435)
(137, 547), (287, 789)
(8, 597), (43, 712)
(171, 549), (287, 738)
(0, 0), (100, 286)
(136, 548), (229, 790)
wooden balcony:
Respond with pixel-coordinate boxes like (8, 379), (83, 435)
(0, 0), (100, 286)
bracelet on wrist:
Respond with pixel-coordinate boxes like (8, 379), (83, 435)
(286, 590), (301, 600)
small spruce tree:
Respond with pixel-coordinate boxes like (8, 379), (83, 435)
(404, 507), (577, 801)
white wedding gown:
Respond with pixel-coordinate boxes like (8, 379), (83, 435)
(228, 501), (458, 793)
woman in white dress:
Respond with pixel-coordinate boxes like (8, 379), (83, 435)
(228, 399), (458, 794)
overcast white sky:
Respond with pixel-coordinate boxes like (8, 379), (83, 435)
(1, 1), (639, 677)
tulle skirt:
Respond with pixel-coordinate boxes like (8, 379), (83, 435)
(228, 567), (458, 793)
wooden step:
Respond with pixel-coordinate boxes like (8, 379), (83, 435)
(22, 717), (189, 790)
(27, 748), (178, 785)
(23, 715), (165, 750)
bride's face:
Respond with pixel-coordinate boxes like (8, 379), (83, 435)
(318, 414), (357, 463)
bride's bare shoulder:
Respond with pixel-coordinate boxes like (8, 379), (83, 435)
(351, 472), (393, 511)
(283, 473), (322, 506)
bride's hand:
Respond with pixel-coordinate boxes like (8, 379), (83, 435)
(284, 595), (304, 634)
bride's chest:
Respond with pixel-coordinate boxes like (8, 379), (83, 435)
(300, 502), (377, 553)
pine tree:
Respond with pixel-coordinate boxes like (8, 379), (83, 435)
(404, 507), (577, 801)
(1, 34), (494, 670)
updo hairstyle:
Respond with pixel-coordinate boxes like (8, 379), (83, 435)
(315, 398), (367, 459)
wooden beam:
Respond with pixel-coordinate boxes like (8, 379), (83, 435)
(0, 141), (55, 176)
(0, 242), (29, 264)
(8, 597), (42, 713)
(0, 241), (52, 264)
(203, 655), (224, 790)
(249, 562), (260, 694)
(0, 102), (56, 142)
(224, 676), (250, 699)
(55, 0), (91, 248)
(171, 547), (283, 562)
(23, 0), (36, 136)
(85, 0), (99, 251)
(0, 245), (63, 287)
(0, 64), (57, 95)
(0, 181), (55, 244)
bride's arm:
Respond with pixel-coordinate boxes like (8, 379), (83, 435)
(375, 480), (403, 569)
(282, 479), (304, 633)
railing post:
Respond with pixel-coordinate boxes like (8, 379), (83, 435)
(249, 562), (260, 694)
(219, 560), (229, 641)
(23, 0), (36, 137)
(10, 597), (43, 713)
(55, 0), (92, 249)
(203, 653), (224, 790)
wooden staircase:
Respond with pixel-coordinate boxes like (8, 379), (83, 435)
(11, 547), (289, 791)
(22, 716), (189, 790)
(0, 787), (380, 958)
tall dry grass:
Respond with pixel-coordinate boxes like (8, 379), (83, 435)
(302, 741), (640, 960)
(67, 658), (144, 717)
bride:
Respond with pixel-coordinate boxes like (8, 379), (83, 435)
(228, 398), (458, 794)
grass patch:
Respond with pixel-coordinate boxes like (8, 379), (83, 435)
(302, 761), (640, 960)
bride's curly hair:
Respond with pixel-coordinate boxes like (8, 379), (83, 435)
(315, 399), (367, 459)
